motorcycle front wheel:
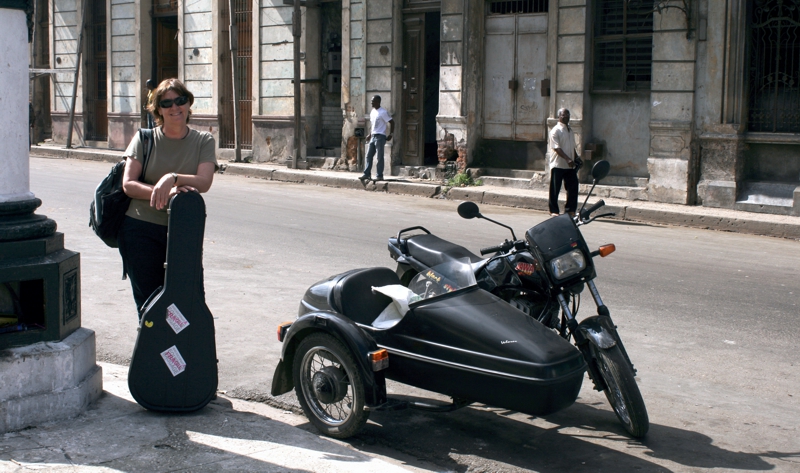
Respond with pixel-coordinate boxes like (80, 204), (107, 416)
(292, 333), (370, 439)
(593, 345), (649, 438)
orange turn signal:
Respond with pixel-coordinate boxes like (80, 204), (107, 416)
(598, 244), (616, 257)
(369, 349), (389, 371)
(277, 321), (293, 342)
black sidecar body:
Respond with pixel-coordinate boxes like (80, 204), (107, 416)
(272, 264), (587, 427)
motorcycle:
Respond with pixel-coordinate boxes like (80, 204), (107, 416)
(391, 160), (648, 437)
(271, 160), (648, 439)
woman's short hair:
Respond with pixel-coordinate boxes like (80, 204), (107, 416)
(147, 78), (194, 126)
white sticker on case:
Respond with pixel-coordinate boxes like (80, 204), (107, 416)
(161, 345), (187, 377)
(166, 303), (190, 334)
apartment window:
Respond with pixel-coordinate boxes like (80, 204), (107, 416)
(747, 0), (800, 133)
(593, 0), (653, 91)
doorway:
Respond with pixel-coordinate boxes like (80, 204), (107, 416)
(85, 0), (107, 141)
(402, 11), (440, 166)
(155, 16), (179, 82)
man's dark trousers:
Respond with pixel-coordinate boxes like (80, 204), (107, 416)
(549, 167), (579, 214)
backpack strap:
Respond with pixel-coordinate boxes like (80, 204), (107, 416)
(138, 128), (155, 182)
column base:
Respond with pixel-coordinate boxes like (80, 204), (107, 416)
(0, 328), (102, 433)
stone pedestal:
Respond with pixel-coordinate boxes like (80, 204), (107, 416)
(0, 328), (103, 433)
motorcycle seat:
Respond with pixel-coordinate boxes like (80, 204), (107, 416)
(334, 267), (401, 326)
(405, 234), (484, 268)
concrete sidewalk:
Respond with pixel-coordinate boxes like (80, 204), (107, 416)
(0, 363), (425, 472)
(30, 144), (800, 240)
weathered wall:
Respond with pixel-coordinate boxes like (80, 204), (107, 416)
(547, 0), (589, 174)
(184, 0), (214, 113)
(436, 0), (472, 164)
(744, 143), (800, 182)
(646, 3), (697, 204)
(590, 94), (651, 177)
(107, 0), (139, 149)
(252, 0), (296, 162)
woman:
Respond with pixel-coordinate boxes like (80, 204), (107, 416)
(119, 78), (217, 315)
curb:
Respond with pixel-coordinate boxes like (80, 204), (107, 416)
(31, 146), (800, 240)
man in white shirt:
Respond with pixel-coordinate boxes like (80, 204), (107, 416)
(548, 108), (580, 217)
(360, 95), (394, 181)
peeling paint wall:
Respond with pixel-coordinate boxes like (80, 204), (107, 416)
(590, 94), (651, 177)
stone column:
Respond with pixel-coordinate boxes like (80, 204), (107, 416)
(0, 6), (35, 205)
(0, 5), (55, 241)
(696, 0), (748, 208)
(646, 4), (697, 204)
(0, 3), (101, 434)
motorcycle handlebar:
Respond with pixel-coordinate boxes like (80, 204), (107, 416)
(480, 244), (506, 256)
(480, 240), (526, 255)
(580, 200), (605, 220)
(586, 199), (606, 214)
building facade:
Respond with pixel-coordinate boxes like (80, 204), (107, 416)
(33, 0), (800, 215)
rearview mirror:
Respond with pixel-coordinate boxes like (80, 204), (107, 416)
(457, 201), (481, 219)
(591, 160), (610, 182)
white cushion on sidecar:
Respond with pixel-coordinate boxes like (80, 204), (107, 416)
(371, 285), (414, 329)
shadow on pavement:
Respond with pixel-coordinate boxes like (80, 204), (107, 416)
(327, 396), (790, 473)
(0, 391), (401, 473)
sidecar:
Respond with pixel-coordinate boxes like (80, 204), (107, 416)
(271, 260), (586, 438)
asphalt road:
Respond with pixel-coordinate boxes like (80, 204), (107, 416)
(30, 156), (800, 472)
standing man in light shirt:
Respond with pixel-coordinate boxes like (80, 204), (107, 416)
(548, 108), (580, 217)
(360, 95), (394, 181)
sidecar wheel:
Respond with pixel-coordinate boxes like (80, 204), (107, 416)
(594, 346), (649, 438)
(292, 333), (369, 439)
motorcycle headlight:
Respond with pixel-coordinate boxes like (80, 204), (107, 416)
(549, 250), (586, 281)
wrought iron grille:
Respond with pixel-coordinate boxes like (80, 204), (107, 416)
(488, 0), (548, 15)
(593, 0), (653, 91)
(220, 0), (253, 149)
(747, 0), (800, 133)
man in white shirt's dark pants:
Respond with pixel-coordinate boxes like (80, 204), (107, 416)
(548, 108), (580, 217)
(360, 95), (394, 181)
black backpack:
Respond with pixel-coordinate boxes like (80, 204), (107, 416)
(89, 129), (153, 248)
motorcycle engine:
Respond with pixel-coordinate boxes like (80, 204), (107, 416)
(510, 296), (560, 329)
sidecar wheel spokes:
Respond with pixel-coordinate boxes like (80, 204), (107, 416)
(593, 345), (649, 438)
(293, 333), (369, 439)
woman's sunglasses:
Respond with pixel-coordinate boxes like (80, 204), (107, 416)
(158, 95), (189, 108)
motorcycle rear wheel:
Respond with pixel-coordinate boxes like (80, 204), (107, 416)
(593, 345), (649, 438)
(293, 333), (370, 439)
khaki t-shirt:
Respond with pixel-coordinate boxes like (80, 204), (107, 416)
(124, 127), (217, 226)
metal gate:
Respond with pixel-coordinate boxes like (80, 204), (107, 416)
(748, 0), (800, 133)
(220, 0), (253, 149)
(483, 3), (548, 141)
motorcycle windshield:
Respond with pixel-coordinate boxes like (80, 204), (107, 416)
(407, 259), (477, 303)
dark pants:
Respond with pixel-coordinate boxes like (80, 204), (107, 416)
(118, 216), (168, 316)
(549, 167), (579, 214)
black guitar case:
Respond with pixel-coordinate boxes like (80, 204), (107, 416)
(128, 191), (218, 412)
